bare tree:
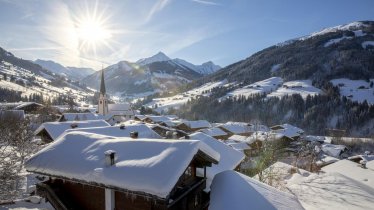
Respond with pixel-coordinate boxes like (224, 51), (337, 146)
(0, 116), (39, 200)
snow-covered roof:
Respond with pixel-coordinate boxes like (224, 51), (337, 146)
(61, 113), (100, 121)
(287, 172), (374, 210)
(189, 132), (244, 190)
(226, 142), (251, 152)
(180, 120), (212, 129)
(321, 159), (374, 188)
(13, 102), (43, 110)
(144, 115), (171, 123)
(245, 131), (284, 144)
(25, 131), (220, 199)
(134, 114), (147, 120)
(316, 154), (339, 166)
(209, 170), (304, 210)
(199, 127), (228, 137)
(367, 160), (374, 171)
(271, 124), (304, 139)
(218, 122), (253, 134)
(227, 134), (248, 142)
(321, 143), (347, 158)
(303, 135), (327, 143)
(34, 120), (110, 141)
(62, 124), (162, 139)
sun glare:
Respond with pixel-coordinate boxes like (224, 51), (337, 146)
(74, 8), (114, 55)
(77, 19), (111, 42)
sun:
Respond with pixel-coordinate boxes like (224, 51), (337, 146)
(77, 19), (111, 42)
(74, 12), (113, 54)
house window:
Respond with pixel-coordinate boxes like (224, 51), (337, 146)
(100, 101), (102, 104)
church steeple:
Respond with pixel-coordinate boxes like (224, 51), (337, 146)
(100, 69), (106, 95)
(98, 67), (108, 115)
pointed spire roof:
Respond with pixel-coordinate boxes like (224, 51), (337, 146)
(100, 68), (106, 95)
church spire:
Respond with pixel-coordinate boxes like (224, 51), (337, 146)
(100, 68), (106, 95)
(98, 65), (108, 115)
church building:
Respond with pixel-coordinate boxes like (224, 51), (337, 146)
(98, 69), (135, 124)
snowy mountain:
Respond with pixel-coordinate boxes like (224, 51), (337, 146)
(148, 21), (374, 137)
(136, 52), (171, 66)
(203, 20), (374, 85)
(136, 52), (221, 75)
(34, 59), (95, 80)
(173, 59), (221, 75)
(0, 47), (94, 104)
(82, 52), (221, 95)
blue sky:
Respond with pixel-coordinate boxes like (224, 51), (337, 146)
(0, 0), (373, 70)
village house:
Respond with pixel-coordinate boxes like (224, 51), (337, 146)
(25, 131), (219, 210)
(270, 123), (304, 141)
(217, 122), (265, 137)
(142, 115), (171, 124)
(0, 102), (44, 113)
(199, 127), (230, 140)
(147, 123), (188, 139)
(34, 120), (110, 143)
(175, 120), (212, 133)
(62, 123), (162, 139)
(58, 112), (100, 122)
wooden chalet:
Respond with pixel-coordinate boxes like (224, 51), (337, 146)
(26, 132), (219, 210)
(175, 120), (212, 133)
(34, 120), (110, 143)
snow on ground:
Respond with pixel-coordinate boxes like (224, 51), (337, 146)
(304, 21), (368, 39)
(331, 78), (374, 104)
(286, 172), (374, 210)
(323, 36), (353, 47)
(25, 131), (220, 199)
(253, 161), (311, 191)
(361, 41), (374, 49)
(223, 77), (283, 99)
(209, 170), (304, 210)
(321, 159), (374, 188)
(267, 80), (322, 99)
(0, 199), (54, 210)
(146, 80), (228, 112)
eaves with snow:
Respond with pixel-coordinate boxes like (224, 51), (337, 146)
(25, 131), (220, 199)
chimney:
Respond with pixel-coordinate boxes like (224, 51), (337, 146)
(130, 131), (138, 139)
(360, 160), (367, 169)
(120, 125), (126, 130)
(104, 150), (116, 166)
(70, 123), (78, 129)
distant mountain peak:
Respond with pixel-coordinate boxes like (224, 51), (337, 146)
(136, 51), (171, 66)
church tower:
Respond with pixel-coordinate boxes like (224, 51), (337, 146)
(98, 69), (108, 115)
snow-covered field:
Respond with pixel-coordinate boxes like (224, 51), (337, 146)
(267, 80), (322, 99)
(362, 41), (374, 49)
(146, 80), (229, 112)
(223, 77), (283, 99)
(331, 78), (374, 104)
(222, 78), (321, 100)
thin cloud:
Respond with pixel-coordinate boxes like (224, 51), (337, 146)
(8, 47), (62, 51)
(191, 0), (221, 6)
(145, 0), (172, 23)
